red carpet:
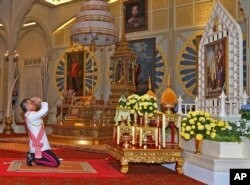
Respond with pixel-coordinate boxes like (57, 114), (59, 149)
(0, 147), (204, 185)
(0, 158), (124, 178)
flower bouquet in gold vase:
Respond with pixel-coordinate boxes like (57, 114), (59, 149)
(126, 94), (158, 126)
(181, 111), (216, 141)
(181, 111), (218, 154)
(181, 111), (234, 154)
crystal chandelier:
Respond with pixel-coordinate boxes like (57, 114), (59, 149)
(70, 0), (117, 48)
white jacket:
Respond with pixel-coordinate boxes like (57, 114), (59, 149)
(25, 102), (51, 153)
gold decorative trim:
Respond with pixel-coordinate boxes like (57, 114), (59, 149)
(54, 44), (99, 98)
(106, 144), (184, 174)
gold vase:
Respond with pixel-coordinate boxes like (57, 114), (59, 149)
(194, 138), (203, 155)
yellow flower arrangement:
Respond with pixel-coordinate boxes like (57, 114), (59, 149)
(181, 111), (245, 142)
(137, 94), (158, 117)
(181, 111), (228, 141)
(126, 94), (140, 114)
(126, 94), (158, 117)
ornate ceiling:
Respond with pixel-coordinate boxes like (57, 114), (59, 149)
(41, 0), (118, 7)
(40, 0), (81, 7)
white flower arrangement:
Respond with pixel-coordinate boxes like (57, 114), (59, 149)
(114, 94), (131, 125)
(117, 94), (127, 109)
(114, 109), (131, 125)
(234, 120), (250, 139)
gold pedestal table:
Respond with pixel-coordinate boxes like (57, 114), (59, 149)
(106, 143), (184, 174)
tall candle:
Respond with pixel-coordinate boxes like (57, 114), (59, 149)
(155, 129), (158, 147)
(156, 116), (160, 144)
(134, 113), (137, 126)
(139, 128), (143, 147)
(117, 126), (120, 145)
(144, 112), (148, 126)
(132, 127), (135, 145)
(162, 114), (166, 148)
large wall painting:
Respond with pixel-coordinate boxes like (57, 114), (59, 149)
(55, 49), (98, 97)
(129, 38), (156, 95)
(108, 43), (167, 95)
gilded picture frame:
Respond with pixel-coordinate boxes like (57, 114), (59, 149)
(204, 37), (228, 98)
(65, 51), (85, 96)
(124, 0), (148, 33)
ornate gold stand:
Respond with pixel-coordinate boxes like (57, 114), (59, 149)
(106, 144), (184, 174)
(3, 116), (14, 134)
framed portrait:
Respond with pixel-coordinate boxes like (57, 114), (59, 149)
(129, 38), (156, 95)
(204, 37), (228, 98)
(66, 51), (84, 96)
(124, 0), (148, 33)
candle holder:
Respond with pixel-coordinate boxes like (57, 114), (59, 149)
(162, 103), (175, 114)
(120, 116), (126, 126)
(3, 116), (14, 134)
(122, 134), (131, 149)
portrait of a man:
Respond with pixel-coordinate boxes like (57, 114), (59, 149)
(124, 0), (148, 33)
(66, 52), (84, 96)
(70, 57), (80, 92)
(205, 38), (227, 98)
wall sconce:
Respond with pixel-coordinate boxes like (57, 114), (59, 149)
(13, 50), (19, 62)
(4, 50), (19, 62)
(4, 50), (9, 62)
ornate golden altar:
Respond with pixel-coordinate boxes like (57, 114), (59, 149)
(106, 113), (184, 174)
(106, 144), (184, 174)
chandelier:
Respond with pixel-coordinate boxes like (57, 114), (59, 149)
(70, 0), (117, 48)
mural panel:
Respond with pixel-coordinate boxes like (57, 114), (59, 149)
(129, 38), (156, 95)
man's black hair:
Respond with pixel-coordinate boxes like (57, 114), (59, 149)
(20, 98), (30, 113)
